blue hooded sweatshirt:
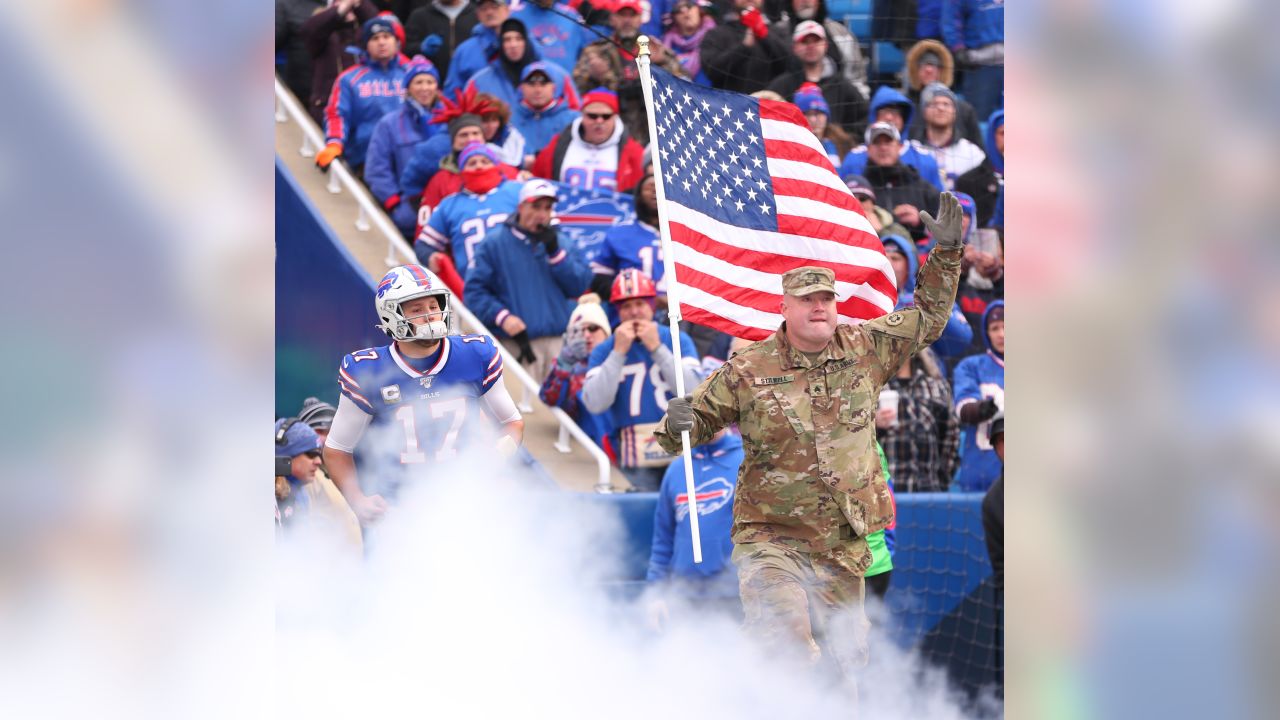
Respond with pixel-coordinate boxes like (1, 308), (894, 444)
(984, 109), (1004, 227)
(364, 94), (446, 233)
(443, 23), (499, 98)
(839, 86), (945, 191)
(646, 430), (742, 597)
(941, 0), (1004, 52)
(882, 234), (973, 361)
(951, 299), (1004, 492)
(511, 77), (581, 158)
(512, 3), (588, 75)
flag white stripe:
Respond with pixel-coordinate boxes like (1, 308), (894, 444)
(667, 202), (896, 287)
(768, 157), (861, 199)
(671, 232), (896, 311)
(775, 196), (879, 238)
(761, 118), (828, 155)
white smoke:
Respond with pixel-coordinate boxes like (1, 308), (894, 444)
(276, 445), (985, 719)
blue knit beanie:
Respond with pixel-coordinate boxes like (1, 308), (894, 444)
(275, 418), (322, 458)
(404, 56), (440, 85)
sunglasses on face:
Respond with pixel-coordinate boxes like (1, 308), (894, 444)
(304, 450), (322, 459)
(581, 324), (605, 333)
(584, 112), (614, 121)
(523, 76), (551, 86)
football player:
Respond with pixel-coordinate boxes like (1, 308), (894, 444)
(323, 264), (524, 525)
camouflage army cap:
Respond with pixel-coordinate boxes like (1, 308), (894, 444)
(781, 266), (839, 297)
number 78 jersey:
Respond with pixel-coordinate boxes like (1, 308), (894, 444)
(337, 334), (506, 498)
(416, 181), (522, 272)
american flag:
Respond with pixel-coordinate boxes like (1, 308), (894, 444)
(647, 67), (897, 340)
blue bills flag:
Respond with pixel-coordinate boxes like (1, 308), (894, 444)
(647, 67), (896, 340)
(551, 181), (635, 266)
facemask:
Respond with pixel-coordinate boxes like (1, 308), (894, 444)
(461, 165), (502, 194)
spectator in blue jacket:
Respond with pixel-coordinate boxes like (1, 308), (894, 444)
(364, 57), (446, 237)
(941, 0), (1003, 121)
(838, 86), (945, 192)
(464, 18), (580, 113)
(511, 61), (581, 165)
(465, 178), (592, 386)
(645, 428), (744, 630)
(882, 234), (972, 367)
(512, 0), (588, 75)
(443, 0), (510, 97)
(318, 14), (412, 172)
(952, 299), (1004, 492)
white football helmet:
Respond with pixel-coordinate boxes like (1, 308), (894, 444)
(374, 264), (456, 342)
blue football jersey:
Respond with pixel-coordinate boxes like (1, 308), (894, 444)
(585, 325), (698, 466)
(337, 334), (506, 498)
(417, 181), (522, 272)
(589, 221), (665, 293)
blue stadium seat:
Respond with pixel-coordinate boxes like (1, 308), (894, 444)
(826, 0), (856, 16)
(845, 15), (872, 42)
(872, 41), (904, 76)
(834, 0), (874, 41)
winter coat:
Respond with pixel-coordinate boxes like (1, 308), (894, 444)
(531, 117), (646, 192)
(862, 162), (940, 239)
(904, 39), (983, 146)
(403, 1), (479, 81)
(766, 68), (868, 138)
(323, 52), (413, 168)
(941, 0), (1004, 53)
(464, 219), (593, 340)
(699, 16), (790, 95)
(768, 0), (870, 97)
(955, 108), (1003, 226)
(300, 1), (380, 124)
(512, 94), (581, 158)
(882, 234), (972, 363)
(364, 99), (446, 207)
(838, 86), (945, 191)
(875, 347), (960, 492)
(951, 299), (1004, 492)
(276, 0), (326, 104)
(512, 3), (589, 74)
(444, 23), (497, 97)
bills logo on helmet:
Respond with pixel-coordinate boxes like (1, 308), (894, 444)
(378, 265), (435, 299)
(674, 478), (734, 520)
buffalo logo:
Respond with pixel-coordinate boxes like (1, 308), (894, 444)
(675, 477), (734, 521)
(376, 273), (398, 298)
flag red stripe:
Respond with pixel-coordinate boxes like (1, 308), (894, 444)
(763, 138), (840, 174)
(771, 177), (869, 216)
(680, 305), (774, 342)
(758, 98), (810, 126)
(676, 261), (892, 322)
(670, 222), (895, 297)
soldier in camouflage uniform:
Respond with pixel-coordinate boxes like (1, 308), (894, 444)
(655, 192), (966, 688)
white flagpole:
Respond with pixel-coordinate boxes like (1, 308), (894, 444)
(636, 36), (702, 564)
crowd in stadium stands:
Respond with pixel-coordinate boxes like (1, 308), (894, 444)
(276, 0), (1004, 576)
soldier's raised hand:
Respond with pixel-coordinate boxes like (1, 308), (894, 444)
(665, 394), (695, 434)
(921, 191), (964, 249)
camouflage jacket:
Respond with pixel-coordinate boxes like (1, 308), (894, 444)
(655, 245), (962, 553)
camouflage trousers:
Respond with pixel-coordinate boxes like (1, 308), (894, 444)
(733, 539), (873, 682)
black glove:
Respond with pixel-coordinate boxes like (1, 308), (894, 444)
(960, 397), (999, 424)
(513, 330), (537, 365)
(534, 226), (559, 256)
(665, 394), (695, 434)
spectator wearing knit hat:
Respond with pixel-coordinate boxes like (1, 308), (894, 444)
(531, 87), (646, 192)
(274, 417), (324, 529)
(298, 1), (381, 124)
(903, 39), (982, 146)
(764, 20), (868, 137)
(416, 141), (524, 280)
(915, 82), (986, 191)
(402, 88), (521, 225)
(365, 57), (447, 238)
(952, 299), (1004, 492)
(292, 399), (364, 551)
(793, 82), (852, 168)
(539, 295), (614, 448)
(317, 13), (413, 173)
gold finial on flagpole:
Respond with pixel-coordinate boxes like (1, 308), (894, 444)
(637, 35), (651, 57)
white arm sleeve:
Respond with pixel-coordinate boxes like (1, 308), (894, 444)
(324, 394), (373, 453)
(481, 379), (522, 425)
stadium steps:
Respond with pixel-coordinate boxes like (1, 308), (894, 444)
(274, 99), (632, 494)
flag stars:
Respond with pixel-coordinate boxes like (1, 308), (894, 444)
(759, 203), (771, 214)
(751, 156), (763, 168)
(734, 199), (745, 212)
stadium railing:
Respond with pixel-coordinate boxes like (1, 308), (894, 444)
(275, 77), (614, 493)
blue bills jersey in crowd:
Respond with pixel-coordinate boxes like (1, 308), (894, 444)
(590, 220), (666, 293)
(586, 325), (698, 467)
(337, 334), (505, 499)
(416, 180), (522, 272)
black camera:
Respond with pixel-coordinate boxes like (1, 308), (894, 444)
(275, 456), (292, 476)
